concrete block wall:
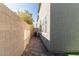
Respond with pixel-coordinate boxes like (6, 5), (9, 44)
(0, 4), (31, 56)
(21, 21), (31, 49)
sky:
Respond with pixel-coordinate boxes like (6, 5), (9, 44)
(4, 3), (39, 23)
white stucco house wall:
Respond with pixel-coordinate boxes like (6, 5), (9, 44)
(38, 3), (79, 54)
(37, 3), (50, 51)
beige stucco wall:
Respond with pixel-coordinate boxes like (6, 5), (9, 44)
(0, 4), (31, 56)
(38, 3), (50, 50)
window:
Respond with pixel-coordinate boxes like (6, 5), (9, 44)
(45, 16), (47, 33)
(42, 16), (47, 33)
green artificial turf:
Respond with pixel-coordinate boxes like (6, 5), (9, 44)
(66, 52), (79, 55)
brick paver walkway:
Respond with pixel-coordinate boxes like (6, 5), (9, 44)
(22, 36), (49, 56)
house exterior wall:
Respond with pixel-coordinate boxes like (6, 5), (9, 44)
(38, 3), (79, 53)
(51, 3), (79, 53)
(0, 4), (30, 55)
(38, 3), (50, 50)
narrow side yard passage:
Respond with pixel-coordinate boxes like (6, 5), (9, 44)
(22, 35), (49, 56)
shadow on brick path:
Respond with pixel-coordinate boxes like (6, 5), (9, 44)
(21, 35), (50, 56)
